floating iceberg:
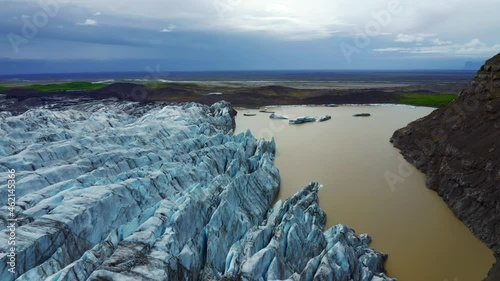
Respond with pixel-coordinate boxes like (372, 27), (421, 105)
(269, 113), (289, 119)
(353, 113), (371, 117)
(289, 116), (317, 124)
(318, 115), (332, 122)
(289, 115), (331, 124)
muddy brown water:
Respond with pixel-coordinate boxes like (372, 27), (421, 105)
(234, 105), (494, 281)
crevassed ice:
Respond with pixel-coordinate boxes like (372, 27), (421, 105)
(0, 98), (393, 281)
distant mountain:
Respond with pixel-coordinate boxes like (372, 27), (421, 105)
(464, 60), (486, 70)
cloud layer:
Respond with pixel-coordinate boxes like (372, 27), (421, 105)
(375, 39), (500, 56)
(0, 0), (499, 72)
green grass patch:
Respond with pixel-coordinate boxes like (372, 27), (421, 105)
(399, 93), (457, 107)
(24, 82), (107, 92)
(0, 85), (7, 92)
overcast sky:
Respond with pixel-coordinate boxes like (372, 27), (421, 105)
(0, 0), (499, 74)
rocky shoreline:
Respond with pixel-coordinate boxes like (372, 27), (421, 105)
(0, 97), (393, 280)
(390, 53), (500, 280)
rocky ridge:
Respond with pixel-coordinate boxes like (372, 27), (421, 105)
(391, 53), (500, 279)
(0, 98), (393, 280)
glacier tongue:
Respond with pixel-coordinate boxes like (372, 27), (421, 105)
(0, 98), (393, 280)
(223, 183), (393, 281)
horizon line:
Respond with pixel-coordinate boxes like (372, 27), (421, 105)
(0, 69), (478, 77)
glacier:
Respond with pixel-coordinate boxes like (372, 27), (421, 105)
(0, 97), (393, 281)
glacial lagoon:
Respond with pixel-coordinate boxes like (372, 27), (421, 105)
(234, 105), (495, 281)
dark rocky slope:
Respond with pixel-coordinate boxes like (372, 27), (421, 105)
(391, 53), (500, 280)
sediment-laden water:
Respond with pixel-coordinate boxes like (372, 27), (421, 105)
(235, 105), (495, 281)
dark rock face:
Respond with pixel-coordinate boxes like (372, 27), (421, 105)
(391, 53), (500, 278)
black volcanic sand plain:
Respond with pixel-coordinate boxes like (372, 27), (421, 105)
(0, 78), (469, 115)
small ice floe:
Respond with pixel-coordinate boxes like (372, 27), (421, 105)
(289, 116), (317, 124)
(353, 113), (371, 117)
(244, 113), (256, 117)
(204, 92), (224, 96)
(269, 113), (289, 119)
(318, 115), (332, 122)
(289, 115), (332, 124)
(326, 104), (338, 107)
